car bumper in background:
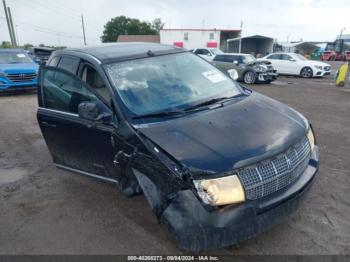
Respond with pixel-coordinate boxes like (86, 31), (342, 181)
(0, 78), (38, 92)
(314, 71), (331, 77)
(161, 146), (319, 252)
(257, 72), (278, 82)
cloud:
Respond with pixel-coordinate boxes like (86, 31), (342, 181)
(0, 0), (348, 46)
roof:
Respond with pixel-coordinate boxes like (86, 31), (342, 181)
(227, 35), (274, 42)
(57, 42), (185, 63)
(338, 34), (350, 40)
(278, 42), (319, 48)
(161, 28), (240, 32)
(117, 35), (160, 43)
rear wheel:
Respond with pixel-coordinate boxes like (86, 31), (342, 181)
(300, 67), (313, 78)
(243, 71), (256, 84)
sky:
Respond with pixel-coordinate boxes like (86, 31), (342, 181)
(0, 0), (349, 47)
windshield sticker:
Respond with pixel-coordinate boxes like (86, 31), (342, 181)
(202, 70), (226, 83)
(17, 54), (26, 58)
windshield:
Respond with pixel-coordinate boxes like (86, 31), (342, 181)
(242, 54), (256, 64)
(295, 54), (308, 61)
(0, 51), (33, 64)
(210, 49), (224, 55)
(105, 52), (242, 116)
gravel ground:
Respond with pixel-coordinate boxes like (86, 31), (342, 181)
(0, 63), (349, 255)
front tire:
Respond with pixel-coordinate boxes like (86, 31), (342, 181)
(243, 71), (256, 84)
(300, 67), (313, 78)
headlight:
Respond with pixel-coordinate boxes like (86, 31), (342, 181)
(314, 65), (322, 70)
(0, 71), (5, 77)
(254, 65), (267, 73)
(307, 128), (315, 151)
(193, 175), (245, 206)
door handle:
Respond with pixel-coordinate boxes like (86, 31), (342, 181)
(41, 121), (57, 128)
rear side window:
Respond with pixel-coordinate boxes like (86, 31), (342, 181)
(267, 54), (282, 60)
(213, 55), (225, 62)
(42, 69), (98, 114)
(224, 55), (238, 63)
(57, 56), (79, 74)
(281, 54), (292, 60)
(195, 49), (210, 55)
(48, 56), (60, 67)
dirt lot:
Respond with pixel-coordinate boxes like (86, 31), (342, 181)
(0, 64), (349, 255)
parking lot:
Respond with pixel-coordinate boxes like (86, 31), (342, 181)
(0, 62), (349, 255)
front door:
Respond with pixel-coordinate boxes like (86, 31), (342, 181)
(37, 67), (119, 180)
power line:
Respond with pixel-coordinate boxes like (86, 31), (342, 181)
(35, 0), (81, 18)
(0, 15), (99, 41)
(10, 0), (81, 22)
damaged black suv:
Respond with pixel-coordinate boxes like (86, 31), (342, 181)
(37, 43), (319, 252)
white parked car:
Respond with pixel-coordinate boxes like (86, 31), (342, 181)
(192, 48), (224, 61)
(259, 52), (331, 78)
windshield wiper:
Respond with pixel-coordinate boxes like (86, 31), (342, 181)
(132, 110), (185, 119)
(184, 95), (243, 112)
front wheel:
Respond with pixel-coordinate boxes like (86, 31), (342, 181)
(300, 67), (313, 78)
(243, 71), (256, 84)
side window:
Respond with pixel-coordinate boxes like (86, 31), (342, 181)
(57, 56), (79, 74)
(48, 56), (60, 67)
(281, 54), (292, 60)
(267, 54), (282, 60)
(195, 49), (210, 55)
(81, 65), (111, 103)
(42, 68), (98, 114)
(213, 55), (225, 62)
(224, 55), (238, 63)
(184, 32), (189, 41)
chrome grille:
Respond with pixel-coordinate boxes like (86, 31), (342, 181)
(6, 73), (37, 82)
(238, 136), (311, 200)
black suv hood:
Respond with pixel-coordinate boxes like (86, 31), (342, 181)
(136, 92), (308, 174)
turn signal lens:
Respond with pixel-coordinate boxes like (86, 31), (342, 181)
(193, 175), (245, 206)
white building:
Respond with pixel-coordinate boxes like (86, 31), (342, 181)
(160, 28), (240, 52)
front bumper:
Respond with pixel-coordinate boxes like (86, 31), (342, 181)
(0, 78), (38, 92)
(257, 72), (278, 82)
(161, 146), (319, 252)
(315, 70), (331, 77)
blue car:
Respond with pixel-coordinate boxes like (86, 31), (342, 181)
(0, 49), (39, 92)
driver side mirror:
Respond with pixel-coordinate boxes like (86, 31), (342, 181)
(233, 60), (239, 65)
(289, 58), (296, 62)
(78, 102), (112, 124)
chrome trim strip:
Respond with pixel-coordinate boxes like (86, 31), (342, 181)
(38, 107), (79, 117)
(55, 163), (118, 184)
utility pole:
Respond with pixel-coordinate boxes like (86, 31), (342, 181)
(7, 6), (17, 47)
(2, 0), (14, 47)
(81, 15), (87, 45)
(15, 25), (19, 46)
(238, 21), (243, 53)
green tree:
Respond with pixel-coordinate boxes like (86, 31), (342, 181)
(101, 16), (157, 43)
(151, 18), (164, 35)
(0, 41), (12, 48)
(23, 43), (34, 49)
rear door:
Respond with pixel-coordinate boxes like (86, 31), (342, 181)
(280, 54), (299, 74)
(265, 54), (284, 73)
(212, 55), (228, 72)
(37, 66), (119, 181)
